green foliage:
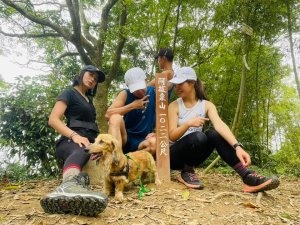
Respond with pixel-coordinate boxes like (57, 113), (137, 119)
(269, 85), (300, 175)
(0, 78), (7, 90)
(0, 162), (32, 182)
(0, 60), (73, 176)
(0, 75), (58, 175)
(0, 159), (57, 182)
(272, 147), (300, 176)
(205, 166), (236, 177)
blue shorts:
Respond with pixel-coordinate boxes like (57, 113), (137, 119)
(123, 134), (145, 154)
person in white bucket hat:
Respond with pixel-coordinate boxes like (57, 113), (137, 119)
(168, 66), (279, 192)
(105, 67), (172, 155)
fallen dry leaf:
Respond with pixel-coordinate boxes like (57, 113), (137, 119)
(182, 190), (190, 200)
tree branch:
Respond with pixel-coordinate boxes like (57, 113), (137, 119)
(65, 0), (92, 65)
(66, 0), (81, 40)
(0, 29), (61, 38)
(150, 0), (173, 78)
(97, 0), (119, 66)
(191, 38), (225, 68)
(1, 0), (71, 39)
(31, 1), (66, 8)
(157, 0), (173, 49)
(172, 0), (182, 53)
(56, 52), (80, 60)
(13, 59), (48, 66)
(108, 0), (127, 82)
(77, 2), (98, 59)
(79, 3), (97, 45)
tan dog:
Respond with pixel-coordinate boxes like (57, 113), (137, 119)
(87, 134), (160, 202)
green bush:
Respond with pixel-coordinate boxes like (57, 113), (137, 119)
(0, 162), (30, 182)
(272, 148), (300, 177)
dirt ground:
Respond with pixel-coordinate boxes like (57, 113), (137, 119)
(0, 170), (299, 225)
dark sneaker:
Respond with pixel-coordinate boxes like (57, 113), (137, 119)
(40, 172), (108, 217)
(177, 170), (204, 189)
(243, 172), (280, 193)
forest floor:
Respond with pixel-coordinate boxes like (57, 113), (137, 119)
(0, 170), (299, 225)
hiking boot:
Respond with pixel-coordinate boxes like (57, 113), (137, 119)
(76, 171), (90, 187)
(177, 170), (204, 189)
(243, 171), (280, 193)
(40, 172), (108, 217)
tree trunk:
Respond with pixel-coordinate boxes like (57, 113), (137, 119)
(231, 34), (251, 135)
(255, 36), (263, 167)
(172, 0), (182, 53)
(94, 0), (127, 133)
(219, 52), (238, 117)
(95, 83), (109, 133)
(150, 0), (174, 80)
(266, 70), (274, 152)
(286, 0), (300, 99)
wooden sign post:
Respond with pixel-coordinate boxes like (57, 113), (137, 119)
(155, 73), (170, 181)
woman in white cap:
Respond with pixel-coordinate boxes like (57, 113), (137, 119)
(168, 67), (279, 192)
(40, 65), (108, 216)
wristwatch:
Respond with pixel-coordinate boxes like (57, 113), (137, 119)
(232, 142), (244, 150)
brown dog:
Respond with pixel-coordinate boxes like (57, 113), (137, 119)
(87, 134), (161, 202)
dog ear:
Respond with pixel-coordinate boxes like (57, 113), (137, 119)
(112, 141), (120, 166)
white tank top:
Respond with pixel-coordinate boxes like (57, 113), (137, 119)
(177, 98), (206, 140)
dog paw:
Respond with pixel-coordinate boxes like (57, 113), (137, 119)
(155, 178), (162, 185)
(114, 192), (124, 202)
(154, 173), (162, 185)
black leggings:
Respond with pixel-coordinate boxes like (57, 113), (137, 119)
(56, 129), (97, 170)
(56, 139), (90, 170)
(170, 129), (240, 170)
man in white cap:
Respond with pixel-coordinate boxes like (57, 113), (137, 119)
(105, 67), (157, 155)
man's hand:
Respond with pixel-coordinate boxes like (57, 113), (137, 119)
(132, 95), (149, 109)
(146, 132), (156, 140)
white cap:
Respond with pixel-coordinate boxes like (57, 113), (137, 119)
(124, 67), (147, 93)
(169, 67), (197, 84)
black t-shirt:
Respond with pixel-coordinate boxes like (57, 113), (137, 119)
(57, 88), (99, 142)
(58, 88), (97, 125)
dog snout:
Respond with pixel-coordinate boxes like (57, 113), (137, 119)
(85, 143), (99, 154)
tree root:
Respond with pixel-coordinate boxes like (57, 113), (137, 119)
(255, 192), (263, 205)
(204, 191), (250, 203)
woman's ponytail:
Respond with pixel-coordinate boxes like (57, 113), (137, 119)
(194, 79), (208, 100)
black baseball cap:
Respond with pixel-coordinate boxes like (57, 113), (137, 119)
(155, 48), (174, 62)
(81, 65), (105, 83)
